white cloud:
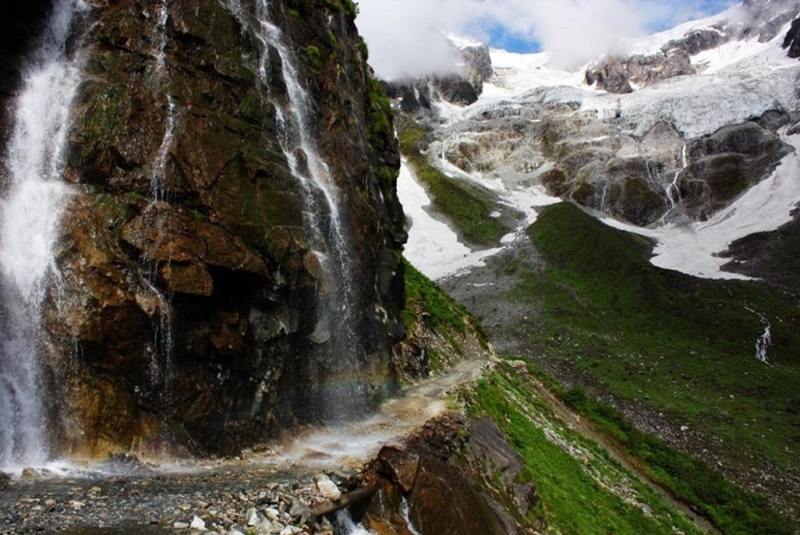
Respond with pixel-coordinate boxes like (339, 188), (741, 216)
(355, 0), (463, 79)
(356, 0), (739, 78)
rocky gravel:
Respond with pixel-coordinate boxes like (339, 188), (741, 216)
(0, 458), (355, 535)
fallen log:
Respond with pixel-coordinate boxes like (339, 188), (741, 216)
(311, 483), (379, 517)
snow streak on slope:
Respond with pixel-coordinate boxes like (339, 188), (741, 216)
(603, 132), (800, 280)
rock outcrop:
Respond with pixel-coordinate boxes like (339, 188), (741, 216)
(783, 17), (800, 57)
(355, 413), (539, 535)
(27, 0), (406, 456)
(585, 49), (696, 94)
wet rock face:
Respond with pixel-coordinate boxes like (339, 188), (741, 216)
(42, 0), (406, 456)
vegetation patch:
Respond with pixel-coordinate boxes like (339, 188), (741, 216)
(398, 122), (508, 246)
(528, 366), (794, 535)
(470, 361), (705, 535)
(511, 202), (800, 523)
(404, 259), (470, 335)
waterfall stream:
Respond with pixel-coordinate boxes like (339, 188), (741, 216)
(144, 0), (177, 402)
(744, 307), (773, 364)
(660, 143), (688, 223)
(226, 0), (368, 422)
(0, 0), (85, 470)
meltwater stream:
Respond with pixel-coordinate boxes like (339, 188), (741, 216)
(226, 0), (368, 421)
(0, 0), (85, 470)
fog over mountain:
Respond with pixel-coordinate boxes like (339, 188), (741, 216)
(357, 0), (738, 77)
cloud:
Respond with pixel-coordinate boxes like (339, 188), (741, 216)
(356, 0), (738, 78)
(355, 0), (463, 80)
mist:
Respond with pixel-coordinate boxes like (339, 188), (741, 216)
(356, 0), (739, 78)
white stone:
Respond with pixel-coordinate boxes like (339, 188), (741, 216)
(173, 522), (190, 529)
(314, 475), (341, 501)
(190, 516), (206, 531)
(264, 508), (280, 521)
(246, 507), (260, 526)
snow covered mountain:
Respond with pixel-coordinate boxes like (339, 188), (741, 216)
(393, 0), (800, 284)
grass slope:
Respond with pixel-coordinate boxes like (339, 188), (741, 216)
(470, 361), (706, 535)
(513, 203), (799, 526)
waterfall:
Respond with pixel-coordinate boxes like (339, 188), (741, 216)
(334, 510), (376, 535)
(599, 183), (608, 213)
(745, 307), (773, 364)
(151, 1), (177, 204)
(400, 498), (423, 535)
(225, 1), (369, 421)
(0, 0), (85, 470)
(659, 143), (688, 224)
(144, 0), (177, 402)
(755, 321), (772, 364)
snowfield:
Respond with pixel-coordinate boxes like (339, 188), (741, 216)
(400, 9), (800, 283)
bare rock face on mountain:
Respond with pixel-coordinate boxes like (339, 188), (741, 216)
(586, 50), (696, 94)
(26, 0), (407, 456)
(587, 0), (800, 93)
(783, 17), (800, 57)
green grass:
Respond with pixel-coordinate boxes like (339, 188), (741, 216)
(470, 363), (706, 535)
(531, 373), (795, 535)
(398, 123), (508, 246)
(404, 258), (488, 343)
(511, 203), (799, 526)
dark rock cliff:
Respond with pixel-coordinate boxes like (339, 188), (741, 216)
(22, 0), (406, 456)
(783, 17), (800, 57)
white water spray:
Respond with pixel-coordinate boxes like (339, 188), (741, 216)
(400, 497), (423, 535)
(334, 510), (377, 535)
(0, 0), (85, 469)
(226, 1), (368, 420)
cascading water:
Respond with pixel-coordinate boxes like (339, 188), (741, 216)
(334, 510), (376, 535)
(225, 1), (368, 421)
(746, 307), (773, 364)
(143, 0), (177, 402)
(0, 0), (86, 469)
(660, 143), (688, 223)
